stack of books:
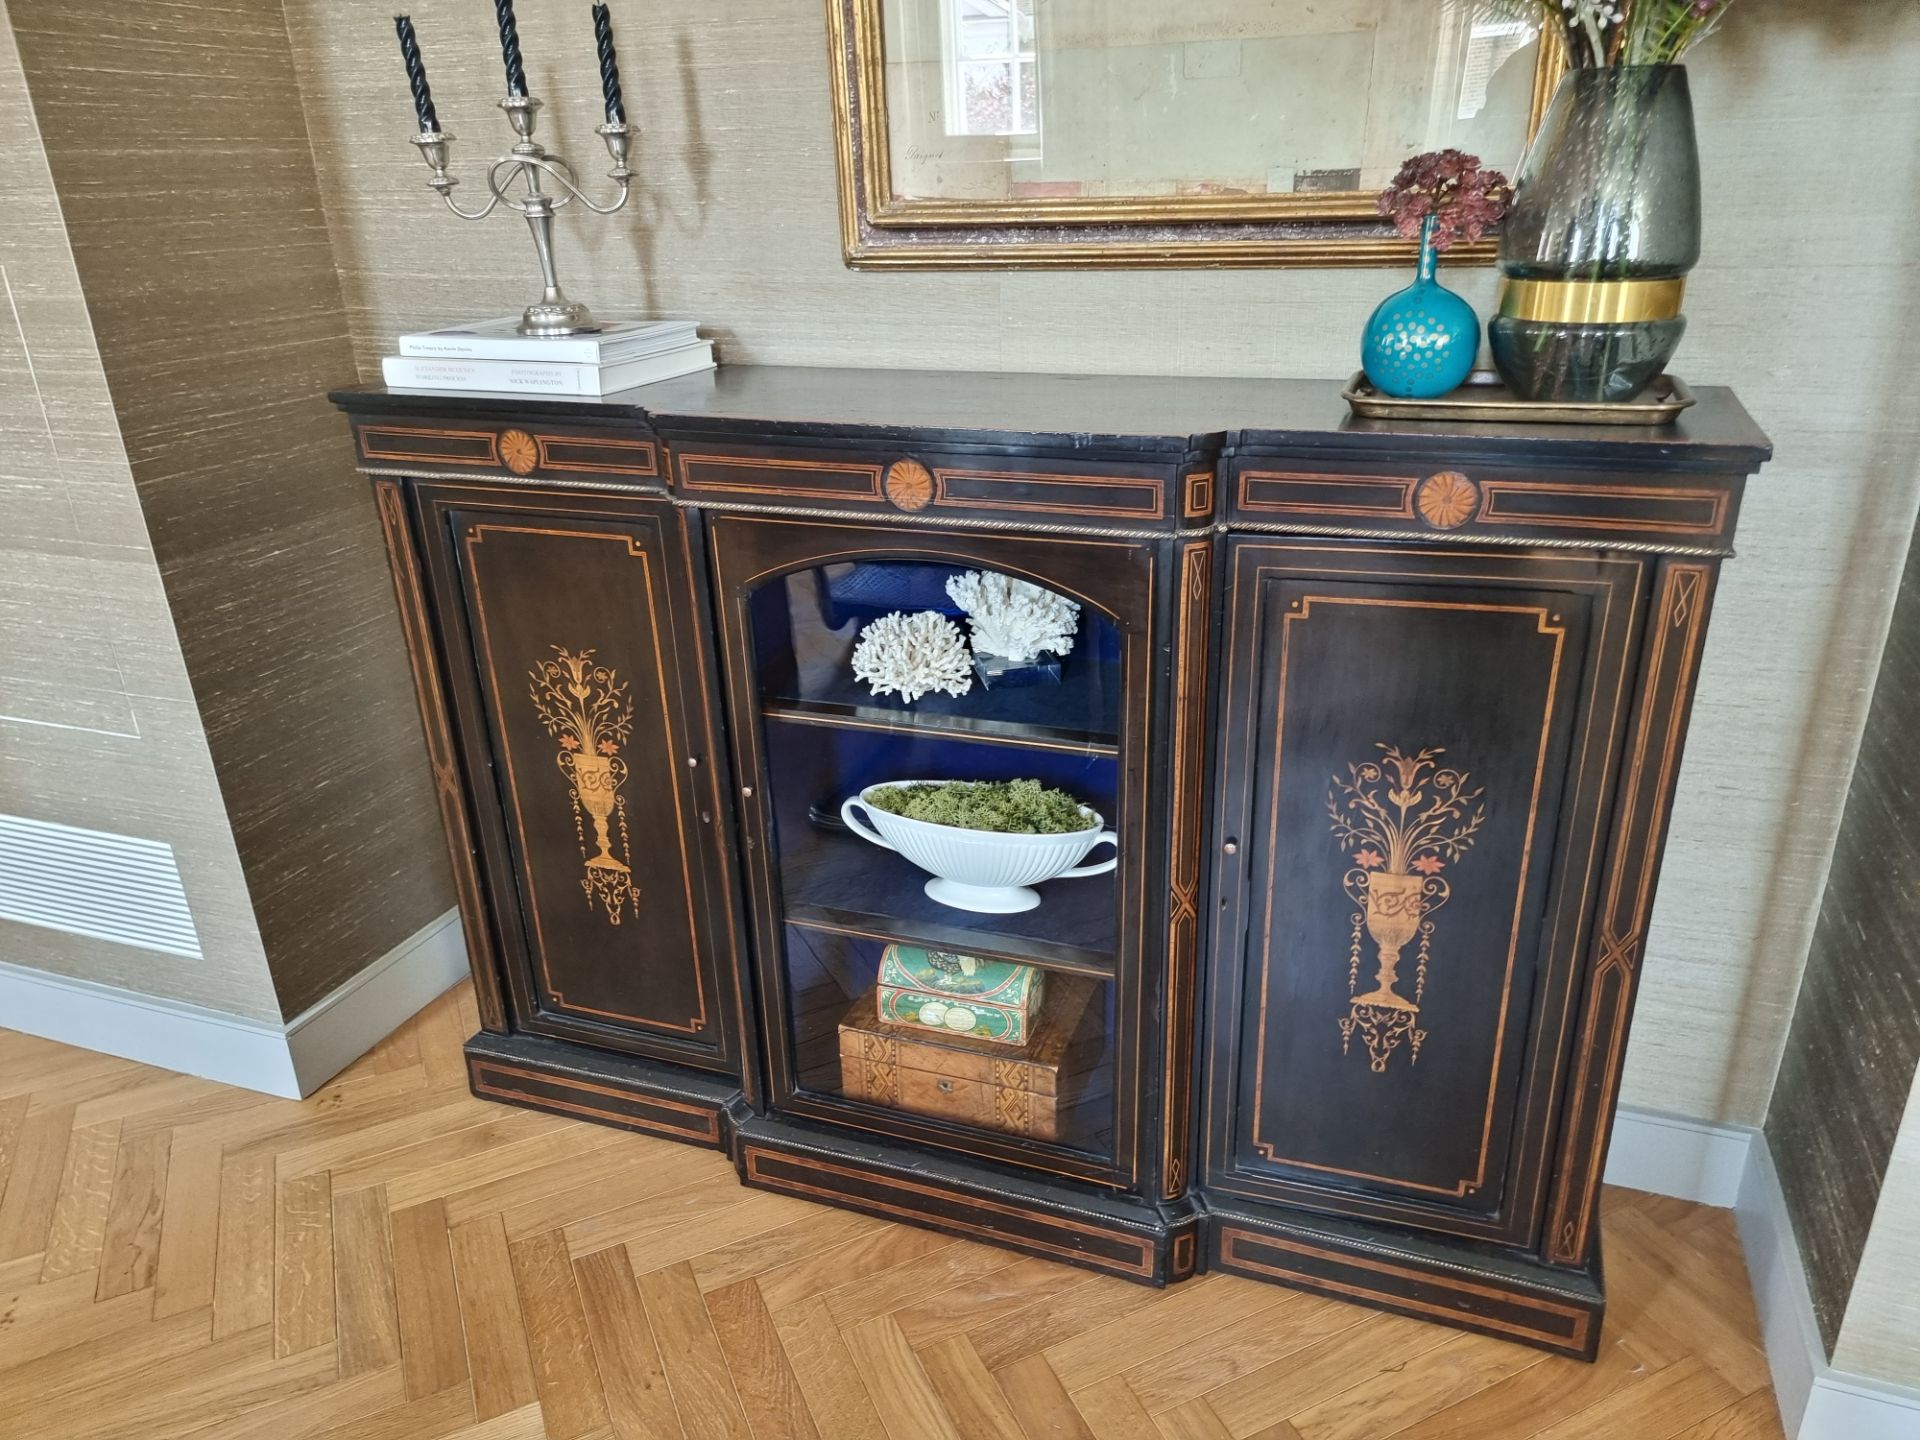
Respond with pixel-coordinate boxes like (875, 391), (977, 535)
(381, 317), (714, 397)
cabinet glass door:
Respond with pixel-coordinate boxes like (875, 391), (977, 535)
(710, 514), (1157, 1188)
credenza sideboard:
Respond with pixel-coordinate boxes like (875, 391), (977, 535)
(334, 367), (1769, 1358)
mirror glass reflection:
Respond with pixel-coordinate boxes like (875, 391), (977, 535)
(880, 0), (1542, 204)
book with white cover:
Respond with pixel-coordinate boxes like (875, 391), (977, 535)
(381, 341), (715, 398)
(397, 316), (700, 365)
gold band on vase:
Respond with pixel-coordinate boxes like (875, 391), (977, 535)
(1497, 277), (1687, 326)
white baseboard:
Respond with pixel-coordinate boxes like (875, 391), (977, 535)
(1797, 1373), (1920, 1439)
(1737, 1136), (1920, 1439)
(1593, 1106), (1920, 1434)
(285, 910), (467, 1095)
(0, 908), (465, 1099)
(0, 958), (308, 1095)
(1605, 1103), (1757, 1207)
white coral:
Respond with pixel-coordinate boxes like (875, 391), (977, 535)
(850, 610), (974, 704)
(945, 571), (1080, 663)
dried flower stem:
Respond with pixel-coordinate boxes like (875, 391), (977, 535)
(1491, 0), (1737, 66)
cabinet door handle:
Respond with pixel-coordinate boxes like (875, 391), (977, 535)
(1223, 838), (1239, 856)
(936, 1078), (956, 1093)
(686, 755), (701, 769)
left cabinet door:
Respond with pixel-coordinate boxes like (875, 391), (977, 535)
(417, 487), (742, 1074)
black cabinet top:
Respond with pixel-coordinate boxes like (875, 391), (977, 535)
(333, 364), (1772, 472)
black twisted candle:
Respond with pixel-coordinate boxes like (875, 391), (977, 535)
(591, 3), (625, 125)
(494, 0), (528, 97)
(393, 14), (440, 132)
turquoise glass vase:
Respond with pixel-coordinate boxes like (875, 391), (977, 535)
(1361, 217), (1479, 399)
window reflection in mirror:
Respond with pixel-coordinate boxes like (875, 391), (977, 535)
(884, 0), (1541, 204)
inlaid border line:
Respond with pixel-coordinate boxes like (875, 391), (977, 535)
(361, 465), (667, 496)
(357, 469), (1737, 556)
(1220, 518), (1731, 557)
(739, 1130), (1165, 1230)
(1210, 1211), (1603, 1300)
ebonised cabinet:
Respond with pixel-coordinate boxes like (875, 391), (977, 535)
(338, 367), (1769, 1357)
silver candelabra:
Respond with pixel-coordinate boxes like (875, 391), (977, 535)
(394, 4), (634, 337)
(408, 100), (633, 336)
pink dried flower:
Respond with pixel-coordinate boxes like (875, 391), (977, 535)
(1378, 149), (1512, 253)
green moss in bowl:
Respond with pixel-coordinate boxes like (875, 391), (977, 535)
(865, 779), (1094, 835)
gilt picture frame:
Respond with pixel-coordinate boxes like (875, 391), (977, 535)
(826, 0), (1566, 269)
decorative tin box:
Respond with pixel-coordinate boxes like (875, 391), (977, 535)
(838, 974), (1099, 1141)
(875, 944), (1044, 1045)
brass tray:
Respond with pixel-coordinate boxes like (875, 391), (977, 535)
(1343, 371), (1695, 425)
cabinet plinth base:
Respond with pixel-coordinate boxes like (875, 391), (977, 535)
(736, 1116), (1199, 1285)
(465, 1032), (741, 1151)
(457, 1040), (1598, 1350)
(1203, 1199), (1604, 1359)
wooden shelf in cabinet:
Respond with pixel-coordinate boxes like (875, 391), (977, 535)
(779, 826), (1118, 978)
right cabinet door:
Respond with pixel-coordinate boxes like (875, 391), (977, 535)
(1203, 539), (1647, 1248)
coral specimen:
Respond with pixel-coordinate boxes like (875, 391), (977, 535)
(850, 610), (974, 704)
(944, 571), (1080, 663)
(867, 779), (1094, 835)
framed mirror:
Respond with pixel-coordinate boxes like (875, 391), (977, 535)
(826, 0), (1565, 268)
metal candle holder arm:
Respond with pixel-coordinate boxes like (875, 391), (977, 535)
(409, 100), (633, 336)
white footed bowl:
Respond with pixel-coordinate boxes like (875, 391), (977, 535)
(840, 780), (1118, 913)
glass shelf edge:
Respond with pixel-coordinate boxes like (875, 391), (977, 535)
(762, 697), (1120, 757)
(782, 910), (1117, 981)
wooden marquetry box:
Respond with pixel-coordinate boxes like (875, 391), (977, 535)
(839, 974), (1099, 1140)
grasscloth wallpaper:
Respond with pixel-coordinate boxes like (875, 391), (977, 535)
(282, 0), (1920, 1127)
(1834, 1065), (1920, 1386)
(8, 0), (454, 1017)
(0, 2), (278, 1020)
(1767, 514), (1920, 1369)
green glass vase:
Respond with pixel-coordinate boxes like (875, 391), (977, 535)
(1490, 65), (1700, 404)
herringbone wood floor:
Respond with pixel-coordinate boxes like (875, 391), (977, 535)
(0, 983), (1784, 1440)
